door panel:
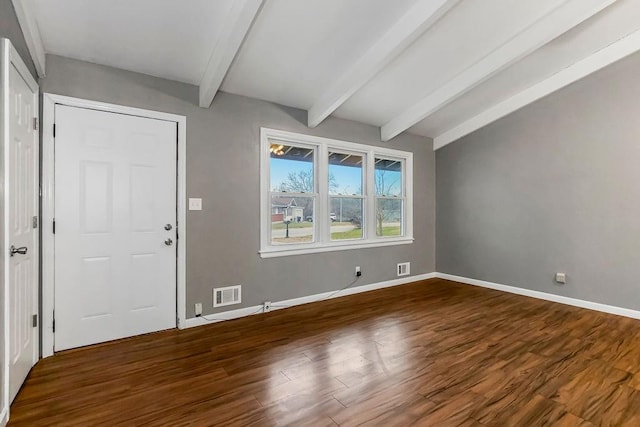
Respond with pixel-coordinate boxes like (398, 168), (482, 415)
(54, 105), (177, 351)
(79, 161), (113, 233)
(7, 64), (39, 403)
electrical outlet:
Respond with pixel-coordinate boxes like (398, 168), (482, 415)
(194, 303), (202, 317)
(263, 301), (272, 312)
(355, 266), (361, 277)
(555, 272), (566, 284)
(397, 262), (410, 276)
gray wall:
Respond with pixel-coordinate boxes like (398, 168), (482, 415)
(41, 55), (436, 318)
(0, 0), (37, 79)
(437, 51), (640, 311)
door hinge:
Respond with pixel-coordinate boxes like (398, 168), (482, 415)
(32, 314), (38, 327)
(53, 123), (56, 138)
(32, 216), (38, 229)
(53, 219), (56, 234)
(52, 312), (55, 333)
(33, 117), (39, 131)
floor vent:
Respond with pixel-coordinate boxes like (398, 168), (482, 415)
(397, 262), (410, 277)
(213, 285), (242, 308)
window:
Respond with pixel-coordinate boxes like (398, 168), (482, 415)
(329, 151), (364, 241)
(375, 158), (403, 237)
(261, 128), (413, 257)
(268, 142), (316, 245)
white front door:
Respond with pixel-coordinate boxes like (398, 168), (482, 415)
(54, 105), (177, 351)
(6, 63), (39, 403)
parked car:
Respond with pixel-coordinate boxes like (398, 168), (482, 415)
(307, 214), (337, 222)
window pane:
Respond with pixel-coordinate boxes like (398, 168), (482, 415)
(328, 152), (363, 195)
(375, 198), (402, 237)
(374, 158), (402, 197)
(330, 198), (363, 240)
(270, 142), (314, 192)
(271, 195), (315, 245)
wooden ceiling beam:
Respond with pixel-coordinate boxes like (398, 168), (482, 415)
(199, 0), (264, 108)
(381, 0), (617, 141)
(307, 0), (460, 128)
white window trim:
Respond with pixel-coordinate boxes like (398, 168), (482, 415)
(260, 128), (413, 258)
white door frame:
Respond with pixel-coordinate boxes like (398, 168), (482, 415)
(2, 38), (39, 425)
(41, 93), (187, 358)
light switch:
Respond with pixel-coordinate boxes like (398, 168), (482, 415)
(189, 198), (202, 211)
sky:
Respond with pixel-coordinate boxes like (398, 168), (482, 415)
(270, 156), (401, 195)
(270, 157), (362, 194)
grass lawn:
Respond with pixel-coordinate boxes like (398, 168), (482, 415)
(271, 221), (352, 230)
(330, 226), (401, 240)
(377, 226), (401, 237)
(271, 222), (312, 230)
(272, 236), (313, 244)
(271, 224), (401, 241)
(330, 228), (363, 240)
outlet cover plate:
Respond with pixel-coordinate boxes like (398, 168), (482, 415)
(189, 198), (202, 211)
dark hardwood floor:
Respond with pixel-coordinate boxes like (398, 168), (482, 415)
(9, 278), (640, 426)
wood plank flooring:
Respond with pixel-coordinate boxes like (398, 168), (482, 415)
(9, 278), (640, 426)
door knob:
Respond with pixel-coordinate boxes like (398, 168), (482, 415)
(164, 238), (173, 246)
(164, 224), (172, 231)
(10, 245), (28, 256)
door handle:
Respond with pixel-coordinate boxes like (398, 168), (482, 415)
(10, 245), (28, 256)
(164, 238), (173, 246)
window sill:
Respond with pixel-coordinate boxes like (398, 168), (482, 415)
(259, 237), (414, 258)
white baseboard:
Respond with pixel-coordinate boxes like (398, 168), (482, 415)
(435, 272), (640, 320)
(183, 272), (437, 328)
(184, 271), (640, 329)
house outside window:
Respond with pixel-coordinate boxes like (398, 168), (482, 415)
(260, 128), (413, 257)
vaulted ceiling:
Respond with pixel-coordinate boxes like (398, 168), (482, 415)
(13, 0), (640, 148)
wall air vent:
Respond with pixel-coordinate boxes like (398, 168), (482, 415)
(397, 262), (410, 277)
(213, 285), (242, 307)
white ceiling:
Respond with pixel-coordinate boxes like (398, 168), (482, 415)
(408, 0), (640, 138)
(18, 0), (640, 148)
(222, 0), (420, 110)
(28, 0), (234, 85)
(333, 0), (564, 126)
